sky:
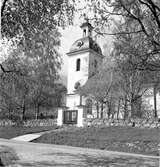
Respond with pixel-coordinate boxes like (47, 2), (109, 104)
(59, 25), (82, 85)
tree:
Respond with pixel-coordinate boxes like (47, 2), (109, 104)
(1, 0), (74, 76)
(0, 0), (72, 120)
(82, 0), (160, 71)
(1, 0), (74, 36)
(77, 57), (121, 118)
(0, 44), (33, 120)
(0, 36), (24, 73)
(30, 73), (67, 119)
(76, 0), (160, 118)
(111, 21), (160, 118)
(0, 37), (67, 120)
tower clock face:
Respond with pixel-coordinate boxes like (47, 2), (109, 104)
(77, 40), (84, 48)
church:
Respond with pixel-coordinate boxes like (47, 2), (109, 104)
(57, 20), (103, 127)
(57, 20), (160, 127)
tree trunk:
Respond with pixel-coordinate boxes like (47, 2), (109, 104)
(131, 96), (142, 118)
(124, 96), (128, 120)
(35, 104), (40, 119)
(130, 100), (135, 118)
(107, 101), (111, 119)
(117, 98), (121, 120)
(153, 86), (157, 118)
(35, 104), (38, 119)
(8, 108), (12, 120)
(112, 112), (114, 119)
(22, 99), (26, 120)
(136, 96), (142, 118)
(96, 102), (99, 118)
(100, 103), (103, 118)
(37, 104), (40, 118)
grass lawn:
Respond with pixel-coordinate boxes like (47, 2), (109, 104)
(33, 126), (160, 156)
(0, 126), (57, 139)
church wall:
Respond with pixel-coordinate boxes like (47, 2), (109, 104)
(67, 52), (90, 94)
(66, 94), (80, 109)
(142, 87), (160, 117)
(89, 51), (103, 77)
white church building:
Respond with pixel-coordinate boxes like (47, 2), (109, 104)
(57, 20), (103, 127)
(57, 21), (160, 127)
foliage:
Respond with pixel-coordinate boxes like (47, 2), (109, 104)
(0, 0), (70, 120)
(75, 0), (160, 118)
(1, 0), (74, 37)
(81, 0), (160, 71)
(77, 57), (121, 118)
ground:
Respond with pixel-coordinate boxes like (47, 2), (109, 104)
(33, 126), (160, 156)
(0, 126), (57, 139)
(0, 139), (159, 167)
(0, 126), (159, 166)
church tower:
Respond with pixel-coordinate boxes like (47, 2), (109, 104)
(58, 20), (103, 127)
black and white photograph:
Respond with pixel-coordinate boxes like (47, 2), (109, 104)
(0, 0), (160, 166)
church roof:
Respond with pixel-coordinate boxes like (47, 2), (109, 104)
(68, 36), (102, 55)
(80, 22), (93, 29)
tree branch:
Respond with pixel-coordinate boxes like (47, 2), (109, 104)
(119, 0), (160, 47)
(139, 0), (160, 29)
(1, 0), (8, 17)
(94, 29), (143, 36)
(0, 64), (13, 73)
(0, 64), (24, 75)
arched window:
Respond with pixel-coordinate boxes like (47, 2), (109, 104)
(76, 58), (81, 71)
(89, 29), (91, 36)
(94, 60), (97, 69)
(83, 29), (86, 37)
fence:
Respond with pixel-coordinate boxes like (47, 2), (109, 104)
(84, 118), (160, 128)
(0, 119), (57, 127)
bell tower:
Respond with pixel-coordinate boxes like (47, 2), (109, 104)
(66, 20), (95, 96)
(57, 20), (103, 127)
(80, 19), (93, 37)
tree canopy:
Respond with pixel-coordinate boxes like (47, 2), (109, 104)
(0, 0), (72, 120)
(81, 0), (160, 71)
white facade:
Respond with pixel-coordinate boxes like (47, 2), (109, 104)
(67, 52), (89, 95)
(57, 21), (103, 126)
(66, 50), (103, 109)
(142, 87), (160, 117)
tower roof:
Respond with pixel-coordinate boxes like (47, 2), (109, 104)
(80, 21), (94, 30)
(67, 20), (102, 55)
(68, 36), (102, 55)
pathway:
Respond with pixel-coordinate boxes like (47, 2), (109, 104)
(0, 138), (159, 167)
(11, 133), (42, 142)
(11, 127), (70, 142)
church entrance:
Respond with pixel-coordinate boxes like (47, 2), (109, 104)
(63, 110), (78, 124)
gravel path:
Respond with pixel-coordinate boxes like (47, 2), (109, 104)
(0, 138), (159, 167)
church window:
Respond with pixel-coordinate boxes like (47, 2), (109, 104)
(83, 29), (86, 37)
(89, 29), (91, 36)
(76, 58), (81, 71)
(94, 60), (97, 69)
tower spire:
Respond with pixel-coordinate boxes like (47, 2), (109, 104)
(80, 15), (93, 38)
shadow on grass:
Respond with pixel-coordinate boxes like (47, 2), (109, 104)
(20, 161), (82, 167)
(0, 145), (19, 166)
(33, 126), (160, 156)
(20, 152), (159, 167)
